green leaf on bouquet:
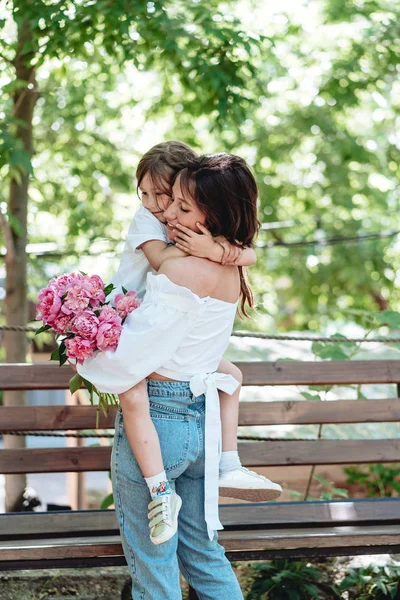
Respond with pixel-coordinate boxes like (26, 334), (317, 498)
(50, 348), (60, 361)
(69, 373), (83, 395)
(100, 492), (114, 509)
(59, 340), (66, 354)
(59, 353), (69, 367)
(81, 376), (96, 407)
(79, 271), (87, 276)
(81, 376), (94, 394)
(104, 283), (116, 297)
(122, 286), (128, 294)
(35, 324), (51, 335)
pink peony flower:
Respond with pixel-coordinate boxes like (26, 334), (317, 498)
(65, 336), (95, 364)
(114, 290), (141, 319)
(63, 284), (91, 313)
(96, 305), (122, 352)
(36, 287), (62, 325)
(49, 272), (84, 297)
(52, 312), (73, 335)
(72, 310), (99, 341)
(85, 274), (106, 306)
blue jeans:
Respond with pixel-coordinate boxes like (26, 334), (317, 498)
(111, 379), (244, 600)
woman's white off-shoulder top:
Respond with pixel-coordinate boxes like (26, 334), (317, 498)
(77, 271), (239, 540)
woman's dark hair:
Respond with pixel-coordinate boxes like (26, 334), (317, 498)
(136, 141), (197, 194)
(178, 153), (261, 317)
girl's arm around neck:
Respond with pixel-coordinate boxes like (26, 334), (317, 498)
(173, 223), (256, 267)
(140, 239), (187, 271)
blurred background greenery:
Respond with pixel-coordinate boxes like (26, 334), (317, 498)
(1, 0), (399, 338)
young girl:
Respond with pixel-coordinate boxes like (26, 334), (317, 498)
(110, 142), (282, 544)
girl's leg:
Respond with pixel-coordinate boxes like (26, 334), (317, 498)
(118, 381), (180, 544)
(217, 358), (282, 501)
(218, 359), (241, 451)
(119, 380), (164, 477)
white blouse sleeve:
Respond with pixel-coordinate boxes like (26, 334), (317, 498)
(77, 274), (207, 394)
(125, 205), (168, 250)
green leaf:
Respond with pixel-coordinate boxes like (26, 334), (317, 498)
(7, 212), (24, 236)
(302, 583), (322, 599)
(50, 348), (60, 361)
(332, 487), (349, 498)
(375, 311), (400, 330)
(104, 283), (116, 296)
(300, 391), (321, 401)
(35, 324), (52, 335)
(69, 373), (83, 395)
(313, 473), (330, 485)
(121, 286), (128, 294)
(100, 492), (114, 509)
(81, 376), (94, 394)
(59, 353), (68, 367)
(9, 148), (32, 175)
(318, 346), (350, 361)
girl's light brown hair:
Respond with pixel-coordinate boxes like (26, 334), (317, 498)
(136, 141), (197, 194)
(177, 153), (260, 317)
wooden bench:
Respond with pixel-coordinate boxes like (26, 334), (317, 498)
(1, 361), (400, 589)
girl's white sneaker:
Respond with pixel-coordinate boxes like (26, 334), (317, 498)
(148, 491), (182, 545)
(219, 466), (282, 502)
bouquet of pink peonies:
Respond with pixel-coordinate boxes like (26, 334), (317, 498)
(36, 272), (141, 420)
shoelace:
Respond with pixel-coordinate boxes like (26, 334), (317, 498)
(240, 466), (271, 482)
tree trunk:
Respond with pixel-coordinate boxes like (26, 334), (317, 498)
(4, 16), (37, 512)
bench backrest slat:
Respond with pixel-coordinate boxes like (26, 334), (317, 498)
(1, 398), (400, 430)
(2, 439), (400, 474)
(1, 360), (400, 390)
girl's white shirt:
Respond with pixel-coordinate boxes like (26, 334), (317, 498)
(111, 204), (168, 300)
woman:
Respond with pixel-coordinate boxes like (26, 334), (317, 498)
(78, 153), (259, 600)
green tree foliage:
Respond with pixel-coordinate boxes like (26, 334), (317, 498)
(1, 0), (399, 333)
(0, 0), (264, 243)
(252, 0), (400, 329)
(168, 0), (400, 330)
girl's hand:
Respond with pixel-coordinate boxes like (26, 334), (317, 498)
(174, 223), (219, 260)
(214, 236), (244, 265)
(174, 223), (244, 265)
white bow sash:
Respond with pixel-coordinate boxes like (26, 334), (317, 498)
(190, 372), (240, 540)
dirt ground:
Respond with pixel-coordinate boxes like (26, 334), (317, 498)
(0, 567), (187, 600)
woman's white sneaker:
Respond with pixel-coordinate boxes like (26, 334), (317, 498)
(148, 491), (182, 545)
(219, 466), (282, 502)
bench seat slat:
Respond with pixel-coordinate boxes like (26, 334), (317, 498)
(2, 439), (400, 474)
(1, 524), (400, 562)
(2, 398), (400, 431)
(2, 499), (400, 538)
(2, 360), (400, 390)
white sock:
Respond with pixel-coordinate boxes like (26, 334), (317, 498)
(144, 470), (172, 499)
(219, 450), (242, 473)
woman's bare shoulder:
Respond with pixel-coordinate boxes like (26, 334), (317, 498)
(158, 257), (238, 301)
